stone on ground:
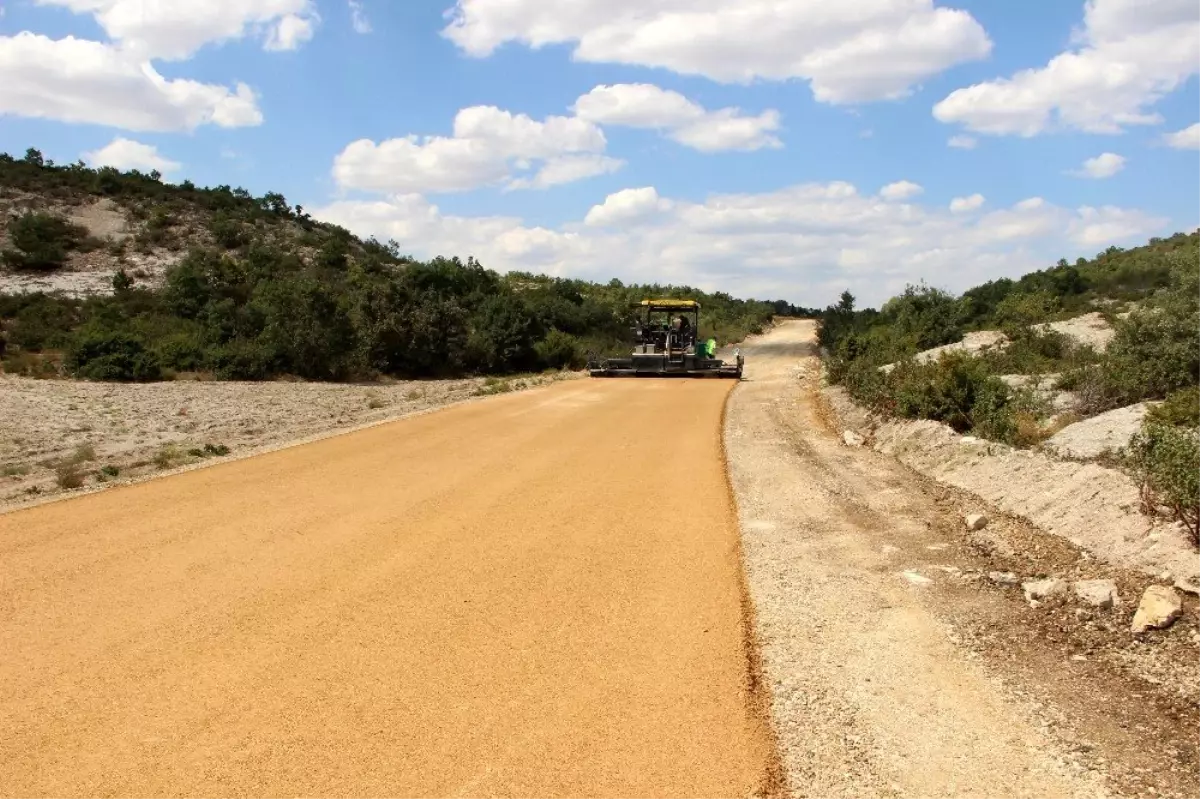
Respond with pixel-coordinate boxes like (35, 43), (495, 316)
(965, 513), (989, 531)
(1023, 578), (1069, 603)
(1073, 579), (1119, 609)
(843, 430), (865, 447)
(1130, 585), (1183, 633)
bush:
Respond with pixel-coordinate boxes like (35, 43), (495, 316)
(1146, 387), (1200, 428)
(67, 329), (162, 381)
(1128, 422), (1200, 546)
(1, 212), (89, 271)
(534, 329), (584, 370)
(55, 462), (84, 489)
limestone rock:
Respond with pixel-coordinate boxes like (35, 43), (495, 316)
(1023, 578), (1068, 603)
(964, 513), (989, 531)
(1130, 585), (1182, 633)
(1073, 579), (1119, 609)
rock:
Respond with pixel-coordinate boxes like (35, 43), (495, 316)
(988, 571), (1020, 586)
(1130, 585), (1183, 633)
(842, 430), (865, 447)
(1044, 402), (1157, 460)
(964, 513), (989, 531)
(901, 570), (932, 586)
(1023, 578), (1069, 603)
(1073, 579), (1120, 609)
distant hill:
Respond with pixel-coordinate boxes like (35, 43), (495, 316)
(0, 147), (785, 382)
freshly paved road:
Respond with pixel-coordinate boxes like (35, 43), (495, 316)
(0, 375), (777, 797)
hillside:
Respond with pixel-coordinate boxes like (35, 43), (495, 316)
(816, 230), (1199, 558)
(0, 148), (785, 383)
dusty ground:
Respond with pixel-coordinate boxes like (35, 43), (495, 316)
(0, 372), (574, 509)
(0, 373), (777, 797)
(726, 320), (1198, 799)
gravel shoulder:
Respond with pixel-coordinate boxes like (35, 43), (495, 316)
(725, 320), (1198, 799)
(0, 371), (577, 511)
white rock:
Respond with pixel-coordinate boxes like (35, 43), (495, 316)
(1073, 579), (1120, 609)
(988, 571), (1020, 586)
(1023, 578), (1069, 602)
(843, 430), (865, 447)
(964, 513), (989, 531)
(901, 570), (932, 586)
(1130, 585), (1183, 633)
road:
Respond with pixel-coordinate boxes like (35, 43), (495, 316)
(0, 374), (778, 796)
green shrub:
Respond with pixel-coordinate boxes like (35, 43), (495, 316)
(67, 329), (162, 381)
(1128, 422), (1200, 546)
(1146, 387), (1200, 428)
(2, 212), (90, 271)
(534, 329), (584, 370)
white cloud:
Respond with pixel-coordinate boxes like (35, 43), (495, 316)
(83, 137), (181, 173)
(949, 194), (985, 213)
(934, 0), (1199, 136)
(309, 182), (1170, 308)
(1071, 152), (1126, 178)
(585, 187), (673, 227)
(506, 154), (625, 190)
(879, 180), (923, 200)
(948, 135), (977, 149)
(1069, 206), (1170, 246)
(349, 0), (372, 34)
(442, 0), (992, 104)
(1163, 122), (1200, 149)
(0, 33), (262, 131)
(332, 105), (615, 194)
(35, 0), (320, 60)
(573, 83), (782, 152)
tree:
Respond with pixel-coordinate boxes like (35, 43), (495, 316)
(837, 290), (856, 313)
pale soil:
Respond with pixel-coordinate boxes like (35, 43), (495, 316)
(728, 320), (1198, 799)
(1037, 312), (1117, 352)
(1045, 402), (1158, 460)
(825, 391), (1199, 593)
(0, 374), (777, 797)
(0, 372), (574, 510)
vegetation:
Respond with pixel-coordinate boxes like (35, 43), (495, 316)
(818, 230), (1199, 538)
(0, 149), (787, 382)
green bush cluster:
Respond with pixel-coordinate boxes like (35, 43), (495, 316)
(1127, 422), (1200, 545)
(819, 230), (1199, 456)
(1, 211), (94, 271)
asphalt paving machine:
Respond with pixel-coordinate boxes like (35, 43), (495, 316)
(587, 299), (744, 378)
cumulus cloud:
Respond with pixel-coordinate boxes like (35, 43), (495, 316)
(349, 0), (372, 34)
(35, 0), (320, 60)
(1163, 122), (1200, 149)
(949, 194), (985, 213)
(573, 84), (782, 152)
(309, 182), (1169, 307)
(82, 137), (181, 173)
(0, 33), (262, 131)
(879, 180), (923, 200)
(332, 105), (616, 194)
(1071, 152), (1126, 178)
(948, 135), (977, 149)
(442, 0), (992, 104)
(934, 0), (1199, 136)
(585, 187), (673, 227)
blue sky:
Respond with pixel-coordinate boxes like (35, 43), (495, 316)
(1, 0), (1197, 306)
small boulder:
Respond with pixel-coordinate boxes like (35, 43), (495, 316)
(988, 571), (1020, 586)
(964, 513), (989, 531)
(1073, 579), (1119, 609)
(1023, 578), (1069, 603)
(843, 430), (865, 447)
(1130, 585), (1182, 633)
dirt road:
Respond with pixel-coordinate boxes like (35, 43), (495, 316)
(0, 377), (777, 796)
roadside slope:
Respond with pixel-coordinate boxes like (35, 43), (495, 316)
(725, 320), (1198, 799)
(0, 376), (775, 797)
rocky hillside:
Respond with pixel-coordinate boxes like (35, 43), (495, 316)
(815, 231), (1199, 589)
